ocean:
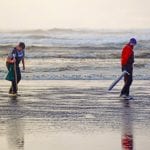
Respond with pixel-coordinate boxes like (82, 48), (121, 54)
(0, 29), (150, 80)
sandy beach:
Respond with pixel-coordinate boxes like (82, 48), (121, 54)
(0, 80), (150, 150)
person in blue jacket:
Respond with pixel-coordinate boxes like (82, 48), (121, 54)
(6, 42), (26, 95)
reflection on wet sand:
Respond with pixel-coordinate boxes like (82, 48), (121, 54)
(7, 97), (24, 150)
(121, 100), (133, 150)
(0, 80), (150, 150)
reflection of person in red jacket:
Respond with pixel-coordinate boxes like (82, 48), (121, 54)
(122, 134), (133, 150)
(120, 38), (137, 99)
(121, 101), (133, 150)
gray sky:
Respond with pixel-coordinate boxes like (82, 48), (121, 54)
(0, 0), (150, 30)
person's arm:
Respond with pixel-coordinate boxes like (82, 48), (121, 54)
(22, 58), (25, 70)
(22, 49), (25, 70)
(6, 55), (16, 64)
(6, 49), (16, 64)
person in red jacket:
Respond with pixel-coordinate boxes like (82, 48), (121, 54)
(120, 38), (137, 99)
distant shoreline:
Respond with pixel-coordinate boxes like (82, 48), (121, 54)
(0, 28), (150, 33)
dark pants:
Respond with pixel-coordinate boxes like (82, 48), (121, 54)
(121, 67), (133, 96)
(10, 66), (21, 93)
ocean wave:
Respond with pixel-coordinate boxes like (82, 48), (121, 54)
(0, 43), (149, 51)
(0, 29), (150, 53)
(0, 43), (122, 50)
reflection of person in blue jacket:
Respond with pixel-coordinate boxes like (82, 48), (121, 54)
(7, 99), (24, 150)
(6, 42), (26, 95)
(121, 101), (134, 150)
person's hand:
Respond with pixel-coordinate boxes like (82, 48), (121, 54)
(11, 58), (16, 63)
(23, 65), (25, 70)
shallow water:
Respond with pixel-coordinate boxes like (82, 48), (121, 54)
(0, 80), (150, 150)
(1, 56), (150, 80)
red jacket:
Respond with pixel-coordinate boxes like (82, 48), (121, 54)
(121, 44), (134, 66)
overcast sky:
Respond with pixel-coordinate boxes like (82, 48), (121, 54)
(0, 0), (150, 30)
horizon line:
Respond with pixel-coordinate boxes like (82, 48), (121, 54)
(0, 27), (150, 33)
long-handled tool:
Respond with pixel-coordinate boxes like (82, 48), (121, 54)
(13, 54), (18, 93)
(108, 70), (130, 91)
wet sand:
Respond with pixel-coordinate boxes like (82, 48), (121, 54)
(0, 80), (150, 150)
